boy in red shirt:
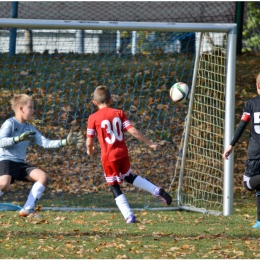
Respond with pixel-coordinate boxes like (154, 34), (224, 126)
(86, 86), (172, 223)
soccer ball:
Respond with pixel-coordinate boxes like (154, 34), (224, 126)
(169, 82), (190, 103)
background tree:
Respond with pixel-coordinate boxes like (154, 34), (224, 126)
(243, 2), (260, 52)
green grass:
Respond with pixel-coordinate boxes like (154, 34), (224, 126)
(0, 197), (258, 259)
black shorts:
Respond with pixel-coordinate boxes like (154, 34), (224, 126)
(244, 159), (260, 178)
(0, 160), (36, 183)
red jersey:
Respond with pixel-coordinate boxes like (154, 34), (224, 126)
(87, 107), (133, 162)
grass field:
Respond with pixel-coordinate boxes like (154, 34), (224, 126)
(0, 197), (258, 259)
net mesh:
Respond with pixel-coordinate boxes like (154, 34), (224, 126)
(0, 28), (197, 210)
(178, 33), (227, 211)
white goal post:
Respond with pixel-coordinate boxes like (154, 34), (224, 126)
(0, 19), (236, 216)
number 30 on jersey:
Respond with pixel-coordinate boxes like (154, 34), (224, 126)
(101, 117), (123, 144)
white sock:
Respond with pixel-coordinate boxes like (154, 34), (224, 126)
(133, 176), (157, 195)
(115, 194), (134, 220)
(23, 182), (45, 210)
(0, 190), (4, 197)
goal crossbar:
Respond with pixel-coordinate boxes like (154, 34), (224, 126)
(0, 18), (236, 33)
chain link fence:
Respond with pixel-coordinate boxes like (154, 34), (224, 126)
(0, 1), (236, 22)
(0, 1), (244, 55)
(1, 2), (254, 53)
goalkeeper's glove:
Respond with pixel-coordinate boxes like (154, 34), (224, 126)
(61, 130), (84, 148)
(13, 131), (36, 144)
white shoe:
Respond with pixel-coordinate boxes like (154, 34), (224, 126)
(19, 208), (41, 218)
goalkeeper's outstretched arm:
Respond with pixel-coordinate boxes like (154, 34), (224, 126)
(33, 129), (84, 149)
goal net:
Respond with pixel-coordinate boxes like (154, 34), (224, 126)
(0, 19), (236, 215)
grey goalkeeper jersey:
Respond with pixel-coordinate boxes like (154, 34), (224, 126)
(0, 117), (62, 163)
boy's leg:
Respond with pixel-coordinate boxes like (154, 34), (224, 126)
(20, 168), (47, 217)
(244, 174), (260, 228)
(125, 174), (156, 194)
(22, 181), (45, 210)
(249, 175), (260, 190)
(103, 158), (135, 223)
(110, 183), (135, 223)
(120, 157), (172, 205)
(248, 175), (260, 224)
(256, 192), (260, 221)
(252, 192), (260, 228)
(0, 175), (12, 196)
(124, 174), (172, 205)
(0, 161), (17, 196)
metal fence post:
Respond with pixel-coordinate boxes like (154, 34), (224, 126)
(76, 30), (85, 54)
(9, 1), (18, 57)
(235, 2), (244, 55)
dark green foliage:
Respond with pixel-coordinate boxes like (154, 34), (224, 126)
(242, 2), (260, 52)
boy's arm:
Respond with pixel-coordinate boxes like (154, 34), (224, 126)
(223, 120), (248, 159)
(0, 120), (19, 148)
(127, 126), (157, 150)
(0, 120), (35, 147)
(86, 137), (94, 155)
(33, 129), (84, 149)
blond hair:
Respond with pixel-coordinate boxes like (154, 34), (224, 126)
(257, 73), (260, 84)
(93, 85), (111, 104)
(10, 94), (33, 112)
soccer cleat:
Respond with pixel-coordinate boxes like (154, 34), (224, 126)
(154, 188), (172, 205)
(126, 214), (136, 223)
(19, 208), (41, 218)
(252, 220), (260, 228)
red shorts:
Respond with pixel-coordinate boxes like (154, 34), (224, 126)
(102, 157), (132, 185)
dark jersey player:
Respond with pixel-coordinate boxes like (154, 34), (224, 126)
(223, 72), (260, 228)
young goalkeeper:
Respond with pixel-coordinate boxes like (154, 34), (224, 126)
(223, 72), (260, 228)
(86, 86), (172, 223)
(0, 94), (84, 217)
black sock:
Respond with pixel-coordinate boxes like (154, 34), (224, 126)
(249, 175), (260, 190)
(256, 195), (260, 221)
(110, 183), (123, 199)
